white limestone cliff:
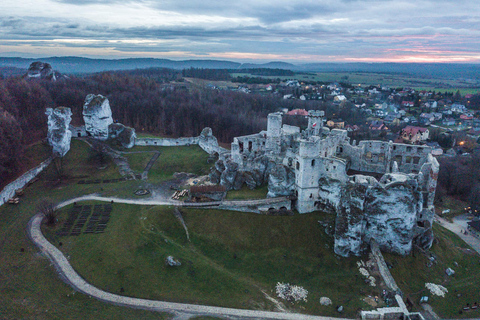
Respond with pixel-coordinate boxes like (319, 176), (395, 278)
(46, 107), (72, 157)
(83, 94), (113, 140)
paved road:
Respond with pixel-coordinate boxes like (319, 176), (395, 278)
(435, 214), (480, 255)
(30, 197), (352, 320)
(58, 194), (290, 210)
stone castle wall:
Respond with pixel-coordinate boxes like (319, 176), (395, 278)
(0, 156), (54, 207)
(213, 110), (439, 257)
(135, 137), (199, 147)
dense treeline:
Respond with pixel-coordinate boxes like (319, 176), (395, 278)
(181, 68), (231, 81)
(0, 70), (322, 184)
(233, 68), (295, 76)
(231, 76), (281, 84)
(436, 152), (480, 213)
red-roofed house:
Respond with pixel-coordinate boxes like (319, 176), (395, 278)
(460, 114), (474, 120)
(400, 126), (429, 143)
(286, 109), (309, 116)
(402, 101), (414, 108)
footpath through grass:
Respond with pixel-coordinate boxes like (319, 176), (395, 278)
(44, 203), (375, 317)
(123, 145), (212, 183)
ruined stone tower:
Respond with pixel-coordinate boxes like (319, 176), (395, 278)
(265, 112), (282, 154)
(307, 110), (325, 136)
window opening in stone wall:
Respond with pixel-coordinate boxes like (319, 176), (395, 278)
(413, 157), (420, 164)
(248, 141), (253, 152)
(406, 156), (412, 163)
(311, 159), (315, 166)
(296, 161), (300, 170)
(239, 142), (244, 153)
(309, 193), (313, 198)
(406, 146), (412, 152)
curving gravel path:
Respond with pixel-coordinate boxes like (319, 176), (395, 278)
(28, 196), (352, 320)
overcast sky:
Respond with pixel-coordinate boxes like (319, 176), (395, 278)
(1, 0), (480, 63)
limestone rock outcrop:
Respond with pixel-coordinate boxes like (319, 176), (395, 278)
(267, 164), (295, 197)
(26, 61), (63, 81)
(83, 94), (113, 140)
(211, 154), (278, 192)
(108, 123), (136, 148)
(334, 173), (426, 257)
(45, 107), (72, 157)
(198, 127), (220, 154)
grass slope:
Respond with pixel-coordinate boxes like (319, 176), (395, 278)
(123, 145), (212, 183)
(44, 204), (374, 317)
(3, 139), (480, 319)
(384, 224), (480, 318)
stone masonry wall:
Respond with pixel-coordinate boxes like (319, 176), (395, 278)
(0, 156), (54, 207)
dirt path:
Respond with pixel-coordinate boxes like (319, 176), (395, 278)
(80, 139), (136, 179)
(142, 151), (161, 180)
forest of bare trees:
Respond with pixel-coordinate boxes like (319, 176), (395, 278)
(0, 68), (318, 184)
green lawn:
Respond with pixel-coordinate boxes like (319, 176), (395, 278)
(384, 224), (480, 318)
(4, 137), (480, 319)
(225, 185), (269, 200)
(230, 71), (480, 95)
(44, 204), (375, 317)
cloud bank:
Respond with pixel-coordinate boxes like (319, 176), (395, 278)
(1, 0), (479, 62)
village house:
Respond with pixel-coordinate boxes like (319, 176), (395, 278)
(369, 120), (388, 131)
(286, 109), (309, 116)
(326, 119), (345, 129)
(400, 126), (429, 144)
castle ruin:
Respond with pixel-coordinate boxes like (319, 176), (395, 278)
(211, 110), (439, 257)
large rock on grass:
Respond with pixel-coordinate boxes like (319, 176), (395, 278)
(108, 123), (136, 148)
(83, 94), (113, 140)
(45, 107), (72, 157)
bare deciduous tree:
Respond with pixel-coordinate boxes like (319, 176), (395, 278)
(36, 200), (57, 226)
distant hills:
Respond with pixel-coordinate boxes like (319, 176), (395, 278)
(1, 56), (479, 79)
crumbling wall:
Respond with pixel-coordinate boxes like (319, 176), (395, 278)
(0, 156), (53, 207)
(340, 140), (432, 175)
(135, 137), (199, 147)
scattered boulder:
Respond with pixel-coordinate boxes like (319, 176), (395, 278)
(83, 94), (113, 140)
(45, 107), (72, 157)
(446, 267), (455, 276)
(319, 297), (332, 306)
(108, 123), (136, 148)
(165, 256), (181, 267)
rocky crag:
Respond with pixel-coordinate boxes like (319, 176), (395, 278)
(25, 61), (64, 81)
(45, 107), (72, 157)
(83, 94), (114, 140)
(82, 94), (136, 148)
